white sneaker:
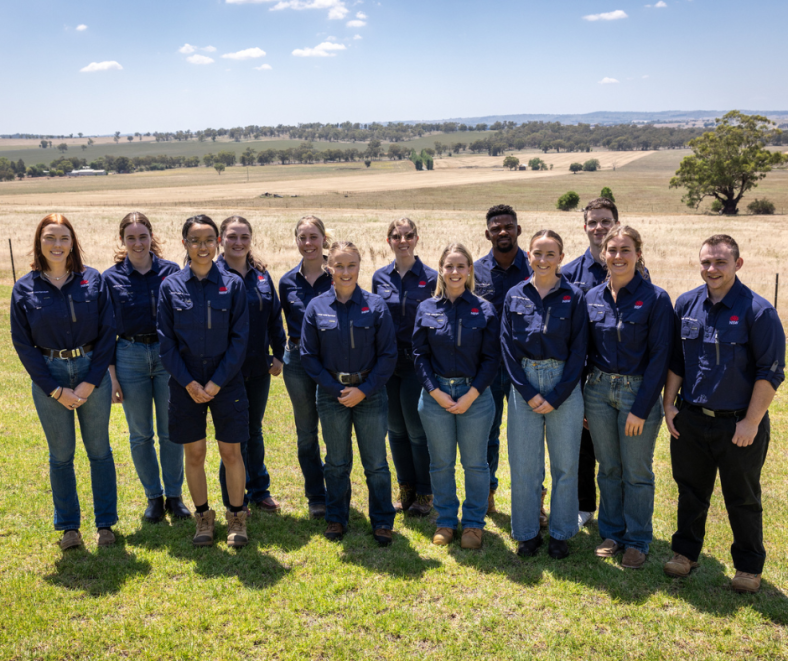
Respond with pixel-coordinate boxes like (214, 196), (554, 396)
(578, 511), (594, 527)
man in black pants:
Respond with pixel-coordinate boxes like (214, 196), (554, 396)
(663, 234), (785, 593)
(562, 197), (620, 528)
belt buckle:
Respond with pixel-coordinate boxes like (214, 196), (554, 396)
(337, 372), (351, 385)
(56, 348), (69, 359)
(701, 407), (715, 418)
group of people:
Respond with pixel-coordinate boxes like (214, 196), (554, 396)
(10, 198), (784, 595)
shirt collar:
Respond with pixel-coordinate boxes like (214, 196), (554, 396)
(329, 284), (364, 306)
(122, 253), (160, 275)
(483, 247), (527, 271)
(583, 248), (605, 269)
(384, 256), (427, 279)
(710, 276), (743, 309)
(186, 261), (220, 283)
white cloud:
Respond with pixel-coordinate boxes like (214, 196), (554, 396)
(356, 11), (367, 19)
(179, 43), (197, 54)
(254, 63), (273, 70)
(222, 47), (267, 60)
(187, 54), (214, 65)
(80, 61), (123, 73)
(599, 77), (620, 84)
(204, 45), (217, 52)
(642, 74), (650, 79)
(346, 19), (366, 27)
(353, 34), (362, 40)
(227, 0), (349, 19)
(583, 10), (628, 21)
(76, 24), (88, 31)
(292, 41), (347, 57)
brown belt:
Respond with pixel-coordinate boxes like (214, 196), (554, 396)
(329, 370), (371, 385)
(39, 343), (95, 359)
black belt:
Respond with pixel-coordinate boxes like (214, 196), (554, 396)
(39, 343), (94, 359)
(120, 333), (159, 344)
(685, 403), (747, 419)
(329, 370), (370, 385)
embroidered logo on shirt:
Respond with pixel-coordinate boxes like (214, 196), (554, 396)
(258, 275), (264, 281)
(635, 300), (644, 309)
(418, 280), (427, 287)
(361, 306), (370, 313)
(471, 307), (480, 315)
(219, 286), (228, 294)
(562, 295), (571, 303)
(730, 315), (740, 325)
(161, 276), (167, 281)
(80, 279), (89, 286)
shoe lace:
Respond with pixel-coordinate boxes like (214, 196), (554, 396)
(228, 513), (245, 534)
(197, 513), (211, 533)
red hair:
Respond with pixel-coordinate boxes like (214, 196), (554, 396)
(30, 213), (85, 273)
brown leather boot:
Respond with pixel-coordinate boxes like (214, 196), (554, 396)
(226, 509), (248, 548)
(487, 489), (497, 515)
(394, 484), (416, 513)
(193, 509), (216, 547)
(461, 528), (483, 549)
(663, 552), (699, 578)
(731, 571), (761, 593)
(408, 494), (433, 517)
(539, 488), (548, 529)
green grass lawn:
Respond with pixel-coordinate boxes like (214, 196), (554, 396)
(1, 285), (787, 659)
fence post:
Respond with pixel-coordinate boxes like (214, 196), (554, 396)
(775, 273), (779, 310)
(9, 239), (16, 283)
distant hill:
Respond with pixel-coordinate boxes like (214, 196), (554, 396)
(391, 110), (788, 126)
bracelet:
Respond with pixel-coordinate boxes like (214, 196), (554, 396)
(53, 387), (63, 401)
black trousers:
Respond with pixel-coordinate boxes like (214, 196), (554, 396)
(577, 426), (597, 512)
(670, 405), (770, 574)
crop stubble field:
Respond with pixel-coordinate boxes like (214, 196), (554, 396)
(0, 149), (787, 659)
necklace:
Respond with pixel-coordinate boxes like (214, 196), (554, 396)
(44, 270), (70, 282)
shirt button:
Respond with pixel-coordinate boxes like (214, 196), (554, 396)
(203, 360), (207, 365)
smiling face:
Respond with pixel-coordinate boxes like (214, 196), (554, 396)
(296, 222), (325, 263)
(40, 223), (73, 270)
(122, 222), (152, 259)
(699, 242), (742, 297)
(485, 214), (521, 253)
(222, 221), (252, 262)
(328, 250), (360, 291)
(585, 208), (618, 248)
(604, 235), (639, 280)
(529, 236), (564, 278)
(183, 223), (218, 267)
(387, 222), (419, 259)
(442, 250), (470, 296)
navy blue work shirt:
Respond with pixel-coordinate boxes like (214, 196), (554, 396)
(501, 276), (588, 409)
(278, 260), (333, 341)
(670, 277), (785, 411)
(157, 262), (249, 389)
(586, 271), (674, 419)
(300, 285), (397, 399)
(216, 256), (286, 379)
(474, 247), (533, 317)
(371, 256), (438, 351)
(11, 268), (116, 394)
(412, 289), (500, 394)
(103, 254), (179, 341)
(563, 248), (608, 293)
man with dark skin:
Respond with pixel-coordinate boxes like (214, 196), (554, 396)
(474, 204), (532, 516)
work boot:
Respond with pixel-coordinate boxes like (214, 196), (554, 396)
(539, 489), (548, 529)
(226, 510), (249, 548)
(373, 528), (393, 546)
(60, 529), (83, 551)
(308, 501), (326, 519)
(95, 528), (116, 547)
(394, 484), (416, 513)
(731, 571), (761, 594)
(408, 494), (433, 517)
(144, 496), (165, 523)
(324, 522), (346, 542)
(621, 547), (647, 569)
(595, 539), (624, 558)
(487, 489), (497, 515)
(461, 528), (483, 550)
(165, 497), (192, 519)
(432, 527), (456, 546)
(193, 509), (216, 547)
(663, 552), (699, 578)
(254, 496), (281, 513)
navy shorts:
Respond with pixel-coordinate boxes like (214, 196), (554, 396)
(168, 366), (250, 445)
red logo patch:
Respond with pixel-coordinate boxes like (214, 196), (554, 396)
(361, 306), (370, 313)
(563, 295), (571, 302)
(161, 276), (167, 281)
(80, 279), (89, 286)
(635, 300), (643, 309)
(418, 280), (427, 287)
(471, 307), (480, 315)
(258, 275), (264, 281)
(730, 315), (739, 325)
(219, 286), (228, 293)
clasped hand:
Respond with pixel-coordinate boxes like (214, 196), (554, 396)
(186, 380), (220, 403)
(430, 387), (479, 415)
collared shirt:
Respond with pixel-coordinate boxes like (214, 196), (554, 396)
(562, 248), (607, 293)
(501, 275), (588, 409)
(300, 285), (397, 399)
(412, 289), (500, 394)
(103, 254), (180, 338)
(371, 256), (438, 350)
(11, 268), (116, 394)
(670, 277), (785, 411)
(586, 271), (674, 418)
(474, 247), (533, 318)
(157, 262), (249, 388)
(278, 260), (333, 341)
(216, 256), (287, 379)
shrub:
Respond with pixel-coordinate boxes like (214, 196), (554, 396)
(583, 159), (600, 172)
(569, 162), (583, 174)
(747, 198), (776, 215)
(710, 199), (723, 213)
(556, 191), (580, 211)
(503, 156), (520, 170)
(600, 187), (615, 203)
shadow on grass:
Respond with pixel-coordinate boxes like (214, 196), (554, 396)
(336, 507), (442, 579)
(45, 533), (151, 596)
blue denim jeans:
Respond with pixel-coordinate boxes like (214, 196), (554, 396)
(316, 385), (395, 530)
(584, 367), (663, 553)
(508, 359), (583, 541)
(487, 365), (511, 491)
(115, 339), (183, 500)
(283, 345), (326, 505)
(30, 353), (117, 531)
(386, 354), (432, 495)
(418, 377), (494, 531)
(219, 372), (272, 507)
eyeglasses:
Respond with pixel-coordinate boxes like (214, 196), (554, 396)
(186, 238), (217, 248)
(586, 220), (615, 229)
(390, 233), (416, 242)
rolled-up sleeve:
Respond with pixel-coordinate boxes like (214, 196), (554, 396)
(751, 307), (786, 390)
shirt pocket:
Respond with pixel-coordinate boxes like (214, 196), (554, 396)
(680, 316), (702, 365)
(459, 313), (488, 348)
(543, 306), (570, 338)
(620, 308), (649, 349)
(509, 297), (536, 336)
(316, 315), (338, 332)
(250, 280), (273, 313)
(68, 285), (98, 326)
(588, 304), (606, 323)
(171, 292), (195, 329)
(207, 299), (230, 330)
(715, 325), (748, 370)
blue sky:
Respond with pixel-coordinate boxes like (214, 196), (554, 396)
(2, 0), (786, 134)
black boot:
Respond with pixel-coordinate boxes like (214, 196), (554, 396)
(165, 497), (193, 519)
(144, 496), (165, 522)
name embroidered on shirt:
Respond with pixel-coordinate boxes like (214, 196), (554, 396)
(635, 300), (644, 309)
(730, 315), (740, 325)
